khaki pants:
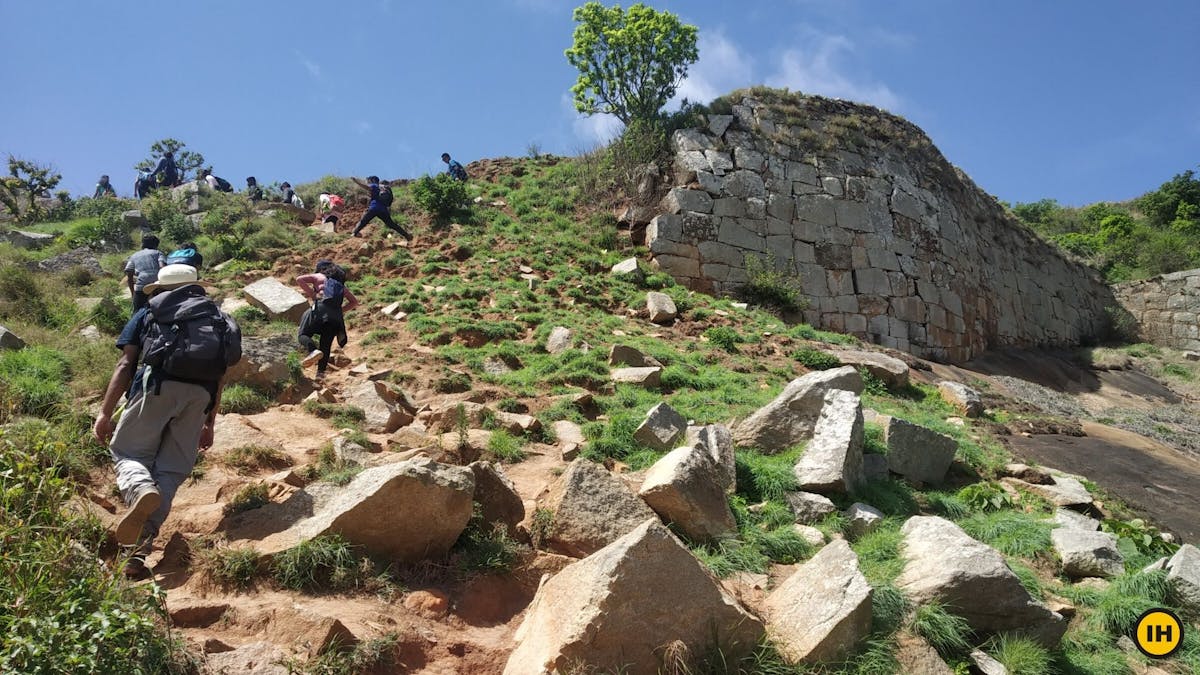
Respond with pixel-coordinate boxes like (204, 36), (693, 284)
(110, 379), (210, 550)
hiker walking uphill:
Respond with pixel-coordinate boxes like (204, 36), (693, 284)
(124, 234), (166, 310)
(94, 174), (116, 198)
(350, 176), (411, 240)
(93, 263), (242, 579)
(201, 169), (234, 193)
(296, 261), (358, 381)
(246, 176), (263, 202)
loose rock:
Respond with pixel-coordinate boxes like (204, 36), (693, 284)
(937, 381), (984, 418)
(545, 326), (573, 354)
(1051, 528), (1124, 578)
(793, 389), (866, 494)
(834, 350), (910, 389)
(734, 366), (863, 453)
(1166, 544), (1200, 613)
(784, 491), (837, 525)
(882, 416), (957, 485)
(542, 459), (658, 557)
(646, 291), (678, 324)
(639, 445), (737, 543)
(633, 402), (687, 451)
(243, 277), (309, 323)
(611, 366), (662, 388)
(844, 502), (884, 539)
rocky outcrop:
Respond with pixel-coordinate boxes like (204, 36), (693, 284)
(784, 491), (837, 524)
(937, 381), (984, 418)
(223, 334), (294, 391)
(345, 381), (414, 434)
(834, 350), (909, 389)
(793, 389), (865, 494)
(633, 402), (687, 451)
(638, 445), (736, 542)
(1166, 544), (1200, 613)
(469, 461), (525, 538)
(243, 277), (309, 323)
(542, 459), (658, 558)
(1051, 528), (1124, 579)
(897, 516), (1067, 646)
(765, 539), (872, 664)
(505, 519), (764, 674)
(734, 366), (863, 452)
(1114, 268), (1200, 351)
(686, 423), (737, 493)
(0, 325), (25, 351)
(650, 92), (1116, 362)
(880, 415), (957, 485)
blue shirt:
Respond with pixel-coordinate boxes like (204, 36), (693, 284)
(446, 160), (467, 181)
(367, 182), (381, 209)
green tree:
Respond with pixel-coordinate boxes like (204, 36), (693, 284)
(1136, 168), (1200, 228)
(565, 2), (699, 126)
(0, 156), (63, 224)
(135, 138), (206, 182)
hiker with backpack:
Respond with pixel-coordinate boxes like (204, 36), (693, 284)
(442, 153), (468, 181)
(93, 263), (242, 579)
(134, 169), (156, 200)
(246, 176), (263, 202)
(296, 260), (359, 381)
(202, 169), (234, 193)
(94, 175), (117, 198)
(318, 193), (345, 228)
(151, 150), (179, 188)
(124, 234), (166, 310)
(350, 176), (411, 240)
(279, 182), (304, 208)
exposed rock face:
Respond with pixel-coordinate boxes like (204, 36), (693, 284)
(937, 381), (984, 418)
(834, 350), (909, 389)
(253, 457), (474, 562)
(1009, 474), (1092, 507)
(686, 423), (737, 493)
(505, 519), (764, 674)
(608, 344), (659, 367)
(0, 325), (25, 351)
(633, 402), (687, 451)
(1166, 544), (1200, 613)
(844, 502), (884, 539)
(469, 461), (525, 538)
(611, 366), (662, 387)
(345, 381), (413, 433)
(1054, 508), (1101, 532)
(639, 446), (736, 543)
(205, 642), (289, 674)
(881, 415), (957, 485)
(223, 334), (294, 391)
(734, 366), (863, 452)
(1115, 269), (1200, 351)
(897, 516), (1067, 646)
(650, 93), (1116, 362)
(545, 326), (573, 354)
(793, 389), (865, 494)
(542, 459), (658, 558)
(1051, 529), (1124, 579)
(765, 539), (872, 664)
(784, 491), (837, 524)
(646, 291), (678, 324)
(243, 277), (309, 323)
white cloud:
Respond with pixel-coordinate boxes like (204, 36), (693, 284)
(672, 31), (754, 106)
(765, 32), (901, 112)
(294, 50), (321, 80)
(561, 92), (623, 147)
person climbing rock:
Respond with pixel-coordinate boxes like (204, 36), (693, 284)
(134, 169), (156, 200)
(350, 176), (411, 240)
(201, 169), (234, 193)
(441, 153), (468, 181)
(123, 233), (166, 310)
(280, 181), (304, 208)
(151, 150), (179, 187)
(94, 174), (117, 198)
(93, 263), (241, 579)
(296, 260), (359, 381)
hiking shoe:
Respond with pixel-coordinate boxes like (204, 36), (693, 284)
(315, 370), (327, 382)
(301, 350), (323, 368)
(123, 554), (151, 581)
(115, 487), (161, 546)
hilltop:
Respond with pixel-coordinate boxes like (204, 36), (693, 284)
(2, 92), (1200, 673)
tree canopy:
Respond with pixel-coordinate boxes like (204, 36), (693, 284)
(565, 2), (699, 127)
(0, 156), (62, 224)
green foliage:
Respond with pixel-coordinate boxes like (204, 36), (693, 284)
(958, 510), (1052, 557)
(955, 481), (1013, 512)
(734, 448), (800, 502)
(271, 535), (361, 592)
(224, 482), (271, 515)
(0, 345), (69, 417)
(0, 425), (189, 673)
(988, 634), (1052, 675)
(141, 190), (193, 243)
(0, 264), (50, 325)
(299, 443), (363, 487)
(454, 505), (528, 573)
(221, 444), (291, 474)
(740, 252), (805, 314)
(565, 1), (698, 126)
(852, 479), (919, 517)
(219, 383), (271, 415)
(62, 197), (134, 248)
(486, 430), (527, 463)
(0, 155), (62, 223)
(870, 583), (909, 634)
(195, 541), (260, 589)
(135, 138), (205, 182)
(302, 401), (367, 430)
(1101, 517), (1177, 558)
(411, 173), (468, 220)
(851, 520), (906, 585)
(703, 325), (742, 353)
(909, 602), (972, 656)
(792, 347), (841, 370)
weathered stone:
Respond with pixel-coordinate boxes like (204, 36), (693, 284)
(686, 424), (736, 493)
(469, 461), (524, 538)
(1054, 508), (1101, 531)
(494, 411), (541, 435)
(543, 459), (658, 557)
(611, 366), (662, 387)
(243, 277), (309, 323)
(639, 446), (736, 542)
(553, 420), (586, 461)
(969, 649), (1008, 675)
(169, 600), (230, 628)
(1009, 475), (1093, 507)
(664, 187), (714, 214)
(794, 389), (866, 494)
(844, 502), (884, 539)
(545, 326), (573, 354)
(633, 402), (687, 451)
(734, 366), (864, 453)
(608, 344), (656, 368)
(765, 539), (872, 664)
(610, 257), (644, 282)
(0, 325), (25, 351)
(1051, 528), (1124, 579)
(897, 516), (1067, 646)
(862, 453), (888, 482)
(673, 128), (714, 152)
(1166, 544), (1200, 613)
(646, 291), (678, 324)
(895, 632), (955, 675)
(205, 642), (289, 674)
(0, 229), (56, 249)
(223, 334), (293, 391)
(122, 209), (150, 230)
(835, 350), (910, 389)
(937, 381), (984, 418)
(505, 519), (764, 674)
(345, 381), (413, 434)
(882, 416), (957, 485)
(708, 114), (733, 136)
(784, 491), (837, 525)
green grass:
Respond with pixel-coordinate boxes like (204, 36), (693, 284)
(851, 478), (919, 517)
(958, 510), (1052, 557)
(850, 519), (905, 586)
(988, 634), (1052, 675)
(271, 534), (362, 592)
(486, 430), (527, 463)
(221, 444), (292, 474)
(219, 383), (271, 414)
(302, 401), (367, 430)
(0, 345), (69, 417)
(453, 505), (528, 574)
(223, 482), (271, 515)
(195, 540), (260, 589)
(734, 448), (801, 502)
(299, 443), (363, 486)
(792, 347), (842, 370)
(908, 602), (971, 657)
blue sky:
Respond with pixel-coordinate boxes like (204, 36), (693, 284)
(3, 1), (1197, 207)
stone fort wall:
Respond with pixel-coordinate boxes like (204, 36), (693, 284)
(647, 92), (1117, 362)
(1114, 270), (1200, 351)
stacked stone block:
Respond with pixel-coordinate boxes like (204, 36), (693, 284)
(1114, 269), (1200, 351)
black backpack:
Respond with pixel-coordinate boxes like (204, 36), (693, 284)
(378, 185), (394, 208)
(142, 287), (242, 382)
(214, 176), (233, 192)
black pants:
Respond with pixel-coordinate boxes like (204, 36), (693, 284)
(299, 329), (337, 373)
(132, 289), (149, 310)
(298, 313), (347, 374)
(352, 206), (410, 238)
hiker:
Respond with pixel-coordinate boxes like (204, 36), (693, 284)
(442, 153), (468, 181)
(93, 263), (241, 579)
(124, 234), (166, 310)
(165, 241), (203, 270)
(94, 175), (117, 198)
(295, 260), (359, 381)
(151, 150), (179, 188)
(350, 176), (411, 240)
(318, 193), (345, 227)
(279, 181), (303, 208)
(202, 169), (234, 193)
(246, 176), (263, 202)
(134, 169), (156, 200)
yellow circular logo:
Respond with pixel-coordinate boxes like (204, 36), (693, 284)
(1133, 608), (1184, 658)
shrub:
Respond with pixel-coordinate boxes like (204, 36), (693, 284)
(219, 383), (271, 414)
(454, 506), (527, 573)
(0, 264), (49, 325)
(792, 347), (841, 370)
(740, 252), (804, 313)
(411, 173), (468, 220)
(88, 296), (131, 335)
(486, 431), (527, 463)
(271, 534), (361, 592)
(955, 481), (1013, 512)
(703, 326), (742, 353)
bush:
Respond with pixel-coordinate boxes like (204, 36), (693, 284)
(703, 326), (742, 353)
(142, 190), (192, 243)
(454, 506), (527, 573)
(224, 483), (270, 515)
(740, 252), (805, 313)
(792, 347), (841, 370)
(411, 173), (468, 220)
(486, 431), (527, 463)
